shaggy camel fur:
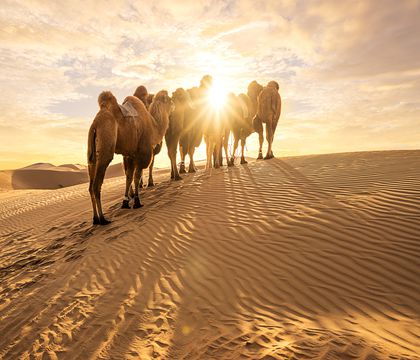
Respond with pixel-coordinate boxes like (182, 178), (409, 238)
(139, 90), (173, 188)
(165, 88), (191, 180)
(133, 85), (149, 108)
(132, 88), (161, 187)
(87, 90), (171, 224)
(178, 87), (203, 173)
(253, 80), (281, 160)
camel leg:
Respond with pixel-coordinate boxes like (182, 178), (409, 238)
(270, 117), (279, 158)
(148, 156), (155, 187)
(264, 121), (274, 160)
(94, 161), (111, 225)
(224, 133), (231, 167)
(213, 139), (221, 169)
(188, 147), (196, 173)
(179, 144), (186, 174)
(133, 166), (143, 209)
(230, 135), (239, 166)
(205, 138), (213, 170)
(124, 157), (135, 198)
(258, 129), (264, 159)
(88, 163), (99, 224)
(169, 141), (182, 181)
(253, 115), (264, 160)
(122, 157), (134, 209)
(219, 145), (224, 167)
(240, 137), (247, 164)
(168, 141), (175, 180)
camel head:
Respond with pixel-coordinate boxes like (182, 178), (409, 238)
(267, 80), (280, 91)
(172, 88), (192, 108)
(153, 90), (174, 113)
(247, 80), (263, 100)
(147, 94), (154, 106)
(133, 85), (149, 106)
(98, 91), (119, 112)
(200, 74), (213, 90)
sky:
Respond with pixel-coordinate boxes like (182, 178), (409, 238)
(0, 0), (419, 169)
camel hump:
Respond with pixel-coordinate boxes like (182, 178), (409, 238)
(119, 102), (138, 118)
(257, 87), (275, 120)
(238, 94), (250, 119)
(98, 91), (118, 110)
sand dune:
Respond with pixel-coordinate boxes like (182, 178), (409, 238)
(0, 150), (419, 359)
(0, 162), (126, 190)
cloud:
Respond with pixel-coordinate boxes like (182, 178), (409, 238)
(0, 0), (419, 169)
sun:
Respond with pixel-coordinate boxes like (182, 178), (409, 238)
(207, 80), (227, 110)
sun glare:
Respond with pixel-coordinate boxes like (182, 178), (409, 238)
(208, 81), (227, 110)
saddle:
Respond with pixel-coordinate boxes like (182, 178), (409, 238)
(119, 101), (138, 118)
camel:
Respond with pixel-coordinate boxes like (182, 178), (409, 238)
(138, 91), (172, 188)
(227, 81), (263, 165)
(178, 87), (203, 173)
(197, 75), (226, 170)
(87, 90), (172, 225)
(165, 88), (191, 180)
(132, 88), (161, 187)
(253, 80), (281, 160)
(133, 85), (149, 107)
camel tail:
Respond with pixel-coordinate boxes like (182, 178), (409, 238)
(87, 126), (96, 164)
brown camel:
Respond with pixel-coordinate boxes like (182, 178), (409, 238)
(132, 87), (160, 187)
(87, 90), (172, 225)
(165, 88), (191, 180)
(227, 81), (263, 165)
(138, 90), (173, 188)
(253, 80), (281, 160)
(225, 93), (250, 166)
(178, 87), (203, 173)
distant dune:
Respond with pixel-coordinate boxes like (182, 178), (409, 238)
(0, 150), (419, 359)
(0, 162), (125, 190)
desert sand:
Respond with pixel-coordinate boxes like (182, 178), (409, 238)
(0, 150), (419, 359)
(0, 163), (128, 191)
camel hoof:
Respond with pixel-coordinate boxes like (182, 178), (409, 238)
(99, 218), (111, 225)
(133, 197), (143, 209)
(240, 158), (248, 164)
(188, 167), (196, 173)
(121, 199), (130, 209)
(179, 163), (186, 174)
(174, 175), (182, 181)
(93, 217), (100, 225)
(257, 153), (263, 160)
(264, 154), (274, 160)
(148, 181), (154, 187)
(228, 160), (234, 167)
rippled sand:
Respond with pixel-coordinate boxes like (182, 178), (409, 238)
(0, 150), (419, 359)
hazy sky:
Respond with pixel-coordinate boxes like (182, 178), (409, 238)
(1, 0), (419, 169)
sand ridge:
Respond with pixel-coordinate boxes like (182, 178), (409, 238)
(0, 150), (419, 359)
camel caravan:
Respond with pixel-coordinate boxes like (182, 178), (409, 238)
(87, 75), (281, 225)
